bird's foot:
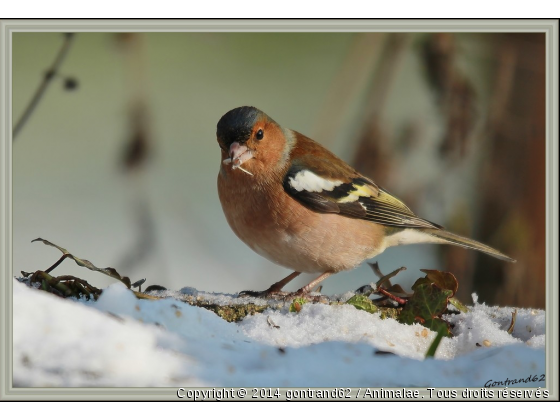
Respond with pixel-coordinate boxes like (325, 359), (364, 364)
(238, 271), (331, 303)
(238, 271), (302, 299)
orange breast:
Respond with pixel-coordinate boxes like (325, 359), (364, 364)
(217, 165), (386, 273)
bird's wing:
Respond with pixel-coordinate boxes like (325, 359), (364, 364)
(283, 157), (442, 230)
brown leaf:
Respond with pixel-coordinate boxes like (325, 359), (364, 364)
(32, 238), (132, 288)
(385, 283), (413, 298)
(416, 269), (458, 297)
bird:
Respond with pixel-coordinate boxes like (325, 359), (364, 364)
(216, 106), (515, 298)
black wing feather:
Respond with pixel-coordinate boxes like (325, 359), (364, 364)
(283, 167), (442, 230)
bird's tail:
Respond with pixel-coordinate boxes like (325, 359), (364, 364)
(423, 228), (516, 262)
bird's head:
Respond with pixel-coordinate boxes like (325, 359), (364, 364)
(217, 106), (291, 176)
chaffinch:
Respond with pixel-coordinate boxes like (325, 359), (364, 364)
(216, 106), (515, 297)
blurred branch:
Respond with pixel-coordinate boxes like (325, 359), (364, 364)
(421, 34), (478, 292)
(13, 33), (75, 140)
(116, 196), (157, 273)
(352, 34), (410, 185)
(473, 34), (546, 308)
(113, 33), (164, 279)
(422, 33), (477, 159)
(311, 33), (386, 148)
(363, 33), (410, 119)
(116, 33), (154, 173)
(486, 42), (516, 132)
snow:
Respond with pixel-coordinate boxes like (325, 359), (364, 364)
(13, 278), (545, 389)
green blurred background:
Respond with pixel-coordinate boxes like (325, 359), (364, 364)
(12, 32), (546, 307)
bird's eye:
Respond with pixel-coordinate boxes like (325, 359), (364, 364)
(256, 129), (264, 140)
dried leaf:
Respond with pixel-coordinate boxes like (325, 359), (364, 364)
(384, 283), (413, 298)
(416, 269), (458, 297)
(133, 291), (161, 300)
(368, 262), (385, 278)
(131, 279), (146, 288)
(375, 266), (407, 289)
(27, 270), (101, 300)
(356, 264), (408, 296)
(507, 309), (518, 334)
(32, 238), (131, 288)
(267, 316), (280, 329)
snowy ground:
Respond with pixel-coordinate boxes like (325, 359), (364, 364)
(13, 278), (545, 391)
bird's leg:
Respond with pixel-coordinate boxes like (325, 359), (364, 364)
(286, 271), (334, 299)
(239, 271), (301, 298)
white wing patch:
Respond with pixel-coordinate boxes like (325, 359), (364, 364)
(288, 170), (343, 193)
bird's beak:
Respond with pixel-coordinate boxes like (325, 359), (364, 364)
(228, 142), (254, 167)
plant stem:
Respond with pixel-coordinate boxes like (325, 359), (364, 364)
(13, 33), (75, 140)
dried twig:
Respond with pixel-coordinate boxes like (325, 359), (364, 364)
(507, 309), (518, 334)
(13, 33), (75, 140)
